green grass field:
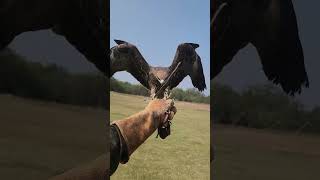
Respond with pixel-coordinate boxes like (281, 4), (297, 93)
(0, 95), (106, 180)
(110, 92), (211, 180)
(2, 92), (319, 180)
(213, 125), (320, 180)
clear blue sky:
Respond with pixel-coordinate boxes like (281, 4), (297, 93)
(110, 0), (210, 95)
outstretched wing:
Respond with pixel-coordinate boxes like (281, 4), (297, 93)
(166, 43), (206, 91)
(211, 0), (308, 95)
(251, 0), (309, 95)
(110, 40), (154, 89)
(53, 0), (108, 76)
(191, 54), (206, 91)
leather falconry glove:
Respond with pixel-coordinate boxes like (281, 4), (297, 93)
(112, 99), (177, 163)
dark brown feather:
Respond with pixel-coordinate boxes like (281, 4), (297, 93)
(211, 0), (309, 95)
(251, 0), (309, 95)
(167, 43), (206, 91)
(190, 54), (206, 91)
(110, 40), (157, 89)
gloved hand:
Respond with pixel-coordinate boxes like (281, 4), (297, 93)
(112, 98), (177, 161)
(144, 98), (177, 128)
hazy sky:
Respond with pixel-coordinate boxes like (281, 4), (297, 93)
(9, 30), (96, 73)
(110, 0), (210, 95)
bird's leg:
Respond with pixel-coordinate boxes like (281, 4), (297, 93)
(164, 87), (171, 99)
(150, 87), (156, 99)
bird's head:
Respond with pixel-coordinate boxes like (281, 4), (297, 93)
(110, 39), (134, 63)
(175, 43), (200, 73)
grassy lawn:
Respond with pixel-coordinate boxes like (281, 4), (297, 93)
(0, 95), (106, 180)
(110, 92), (210, 180)
(213, 125), (320, 180)
(2, 92), (319, 179)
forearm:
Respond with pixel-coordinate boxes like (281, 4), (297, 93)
(112, 110), (159, 156)
(110, 99), (175, 176)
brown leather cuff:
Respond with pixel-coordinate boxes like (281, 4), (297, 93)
(111, 124), (129, 164)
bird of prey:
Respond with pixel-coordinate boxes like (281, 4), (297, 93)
(110, 40), (206, 98)
(211, 0), (309, 95)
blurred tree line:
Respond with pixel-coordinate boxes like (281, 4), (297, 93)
(212, 81), (320, 133)
(0, 48), (209, 108)
(0, 49), (108, 108)
(2, 49), (319, 133)
(110, 78), (210, 104)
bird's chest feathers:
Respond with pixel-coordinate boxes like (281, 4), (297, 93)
(150, 69), (168, 84)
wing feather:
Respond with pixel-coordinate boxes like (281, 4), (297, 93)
(55, 1), (108, 76)
(110, 40), (152, 89)
(191, 54), (206, 91)
(167, 43), (206, 91)
(252, 0), (309, 95)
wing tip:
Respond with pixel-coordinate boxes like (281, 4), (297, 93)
(197, 82), (207, 92)
(270, 76), (309, 96)
(114, 39), (127, 45)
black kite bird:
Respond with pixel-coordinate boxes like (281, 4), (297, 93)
(211, 0), (309, 95)
(110, 40), (206, 98)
